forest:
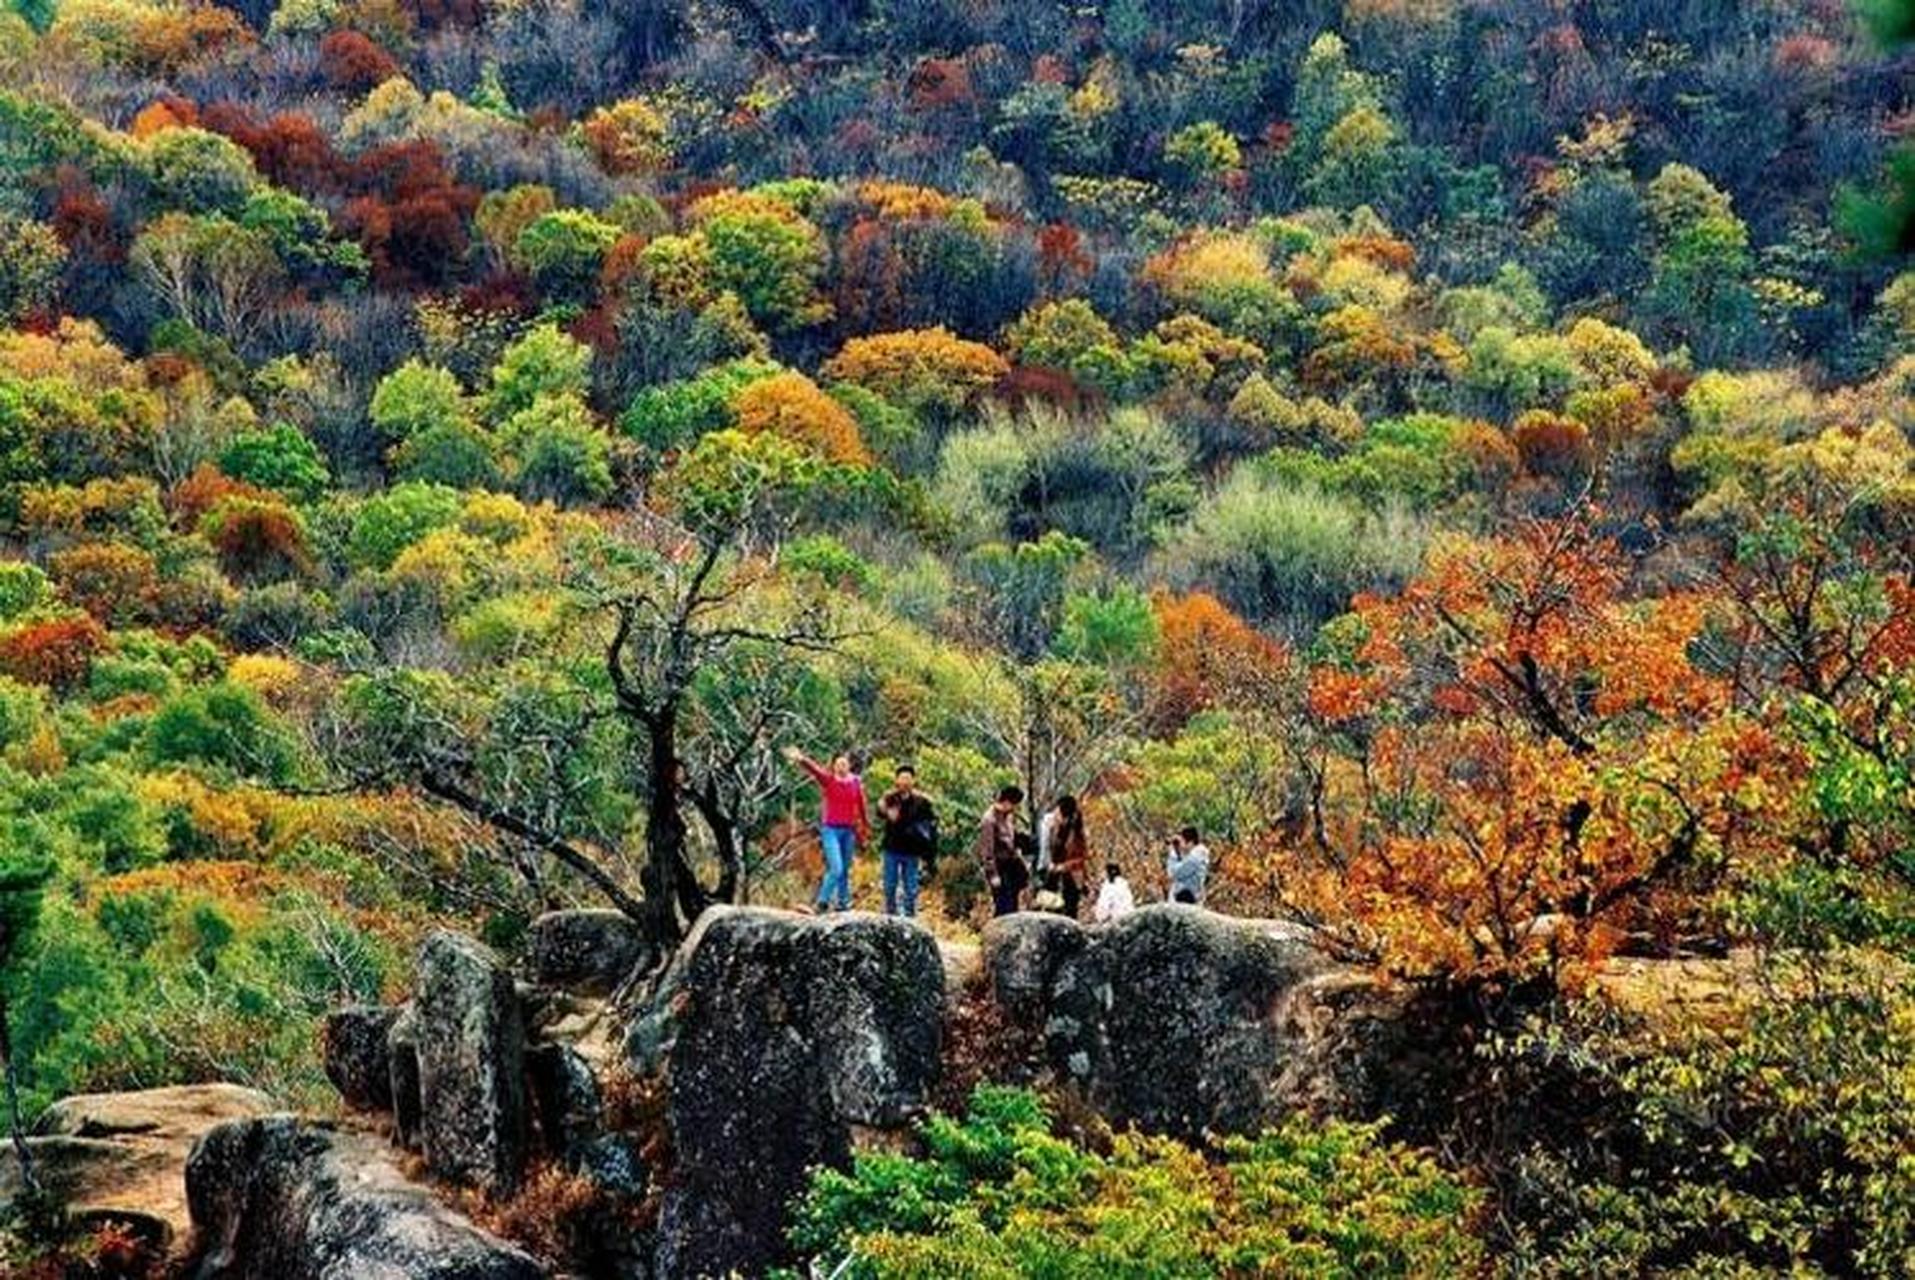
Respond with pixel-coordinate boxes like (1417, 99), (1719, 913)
(0, 0), (1911, 1274)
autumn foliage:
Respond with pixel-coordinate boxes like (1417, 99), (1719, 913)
(0, 614), (109, 689)
(730, 372), (870, 465)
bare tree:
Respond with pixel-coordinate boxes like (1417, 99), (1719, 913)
(319, 440), (853, 953)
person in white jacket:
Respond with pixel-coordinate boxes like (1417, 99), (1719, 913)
(1093, 862), (1135, 923)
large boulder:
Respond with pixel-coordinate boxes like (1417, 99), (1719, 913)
(979, 913), (1087, 1022)
(635, 907), (944, 1280)
(414, 931), (530, 1193)
(984, 906), (1335, 1140)
(320, 1005), (397, 1111)
(186, 1116), (547, 1280)
(527, 909), (652, 996)
(0, 1085), (276, 1249)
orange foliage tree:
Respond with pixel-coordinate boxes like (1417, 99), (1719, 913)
(1147, 590), (1292, 729)
(1267, 511), (1800, 982)
(820, 327), (1008, 417)
(730, 372), (869, 466)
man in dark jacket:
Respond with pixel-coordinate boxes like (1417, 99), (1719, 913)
(877, 764), (937, 918)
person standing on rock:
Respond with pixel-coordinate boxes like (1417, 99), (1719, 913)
(784, 746), (868, 913)
(977, 785), (1026, 917)
(1167, 826), (1210, 905)
(1094, 861), (1135, 923)
(876, 764), (937, 919)
(1044, 795), (1090, 919)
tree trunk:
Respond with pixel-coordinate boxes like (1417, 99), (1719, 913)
(642, 710), (690, 950)
(1, 997), (37, 1203)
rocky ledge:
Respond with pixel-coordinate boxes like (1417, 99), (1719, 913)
(187, 1115), (546, 1280)
(10, 905), (1471, 1280)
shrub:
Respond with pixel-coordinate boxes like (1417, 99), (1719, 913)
(731, 372), (870, 465)
(486, 323), (592, 421)
(347, 482), (462, 571)
(390, 421), (501, 488)
(145, 680), (296, 781)
(218, 423), (330, 501)
(785, 1086), (1483, 1279)
(319, 29), (399, 91)
(201, 495), (312, 583)
(821, 328), (1009, 418)
(1004, 298), (1130, 393)
(0, 614), (107, 690)
(579, 98), (670, 175)
(780, 534), (876, 594)
(0, 560), (50, 620)
(506, 395), (615, 506)
(1161, 475), (1427, 630)
(618, 358), (779, 453)
(49, 542), (157, 624)
(511, 209), (621, 300)
(687, 190), (831, 331)
(1164, 120), (1241, 185)
(369, 360), (470, 442)
(141, 126), (260, 214)
(223, 582), (332, 652)
(1511, 410), (1595, 484)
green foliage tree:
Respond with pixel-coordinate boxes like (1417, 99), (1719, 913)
(511, 208), (621, 300)
(785, 1086), (1484, 1279)
(0, 214), (64, 324)
(693, 196), (831, 332)
(219, 424), (330, 501)
(0, 844), (50, 1216)
(347, 481), (463, 570)
(486, 323), (593, 420)
(141, 127), (261, 214)
(370, 360), (472, 443)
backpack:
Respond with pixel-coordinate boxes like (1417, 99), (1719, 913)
(898, 797), (939, 865)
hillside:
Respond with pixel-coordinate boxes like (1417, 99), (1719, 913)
(0, 0), (1911, 1275)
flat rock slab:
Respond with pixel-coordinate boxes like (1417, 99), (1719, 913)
(2, 1084), (277, 1248)
(187, 1115), (548, 1280)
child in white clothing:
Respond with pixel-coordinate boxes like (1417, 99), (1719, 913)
(1093, 862), (1135, 923)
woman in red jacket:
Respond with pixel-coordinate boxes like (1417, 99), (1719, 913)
(783, 745), (868, 912)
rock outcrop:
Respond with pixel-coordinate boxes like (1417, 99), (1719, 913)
(0, 1084), (275, 1249)
(319, 1004), (397, 1112)
(182, 905), (1435, 1279)
(527, 908), (652, 996)
(413, 930), (530, 1193)
(633, 907), (945, 1280)
(386, 1004), (423, 1149)
(186, 1116), (547, 1280)
(982, 906), (1336, 1139)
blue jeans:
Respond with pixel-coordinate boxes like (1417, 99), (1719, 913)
(818, 824), (855, 910)
(882, 850), (921, 917)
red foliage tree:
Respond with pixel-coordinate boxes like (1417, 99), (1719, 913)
(1148, 590), (1293, 729)
(1036, 222), (1091, 294)
(319, 30), (401, 91)
(201, 496), (313, 583)
(200, 104), (347, 194)
(340, 141), (478, 288)
(0, 616), (109, 690)
(51, 170), (125, 266)
(169, 463), (270, 530)
(906, 58), (974, 111)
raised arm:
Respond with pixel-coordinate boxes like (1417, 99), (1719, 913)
(781, 745), (828, 784)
